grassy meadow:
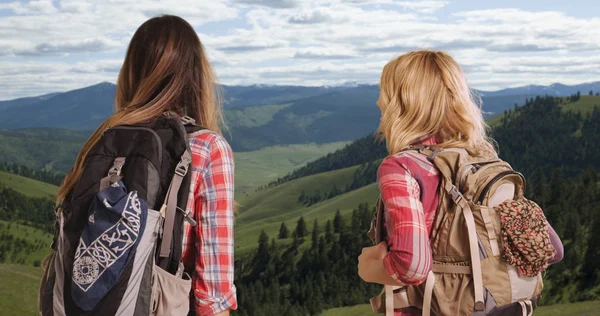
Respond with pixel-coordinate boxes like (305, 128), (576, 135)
(0, 171), (58, 198)
(0, 264), (43, 316)
(234, 141), (349, 193)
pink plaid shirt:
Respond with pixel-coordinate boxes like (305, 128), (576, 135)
(378, 138), (440, 315)
(181, 130), (237, 315)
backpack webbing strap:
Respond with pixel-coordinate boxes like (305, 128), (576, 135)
(385, 286), (394, 315)
(481, 206), (500, 257)
(421, 271), (436, 316)
(443, 180), (485, 312)
(99, 157), (126, 192)
(463, 202), (485, 312)
(158, 114), (196, 259)
(159, 150), (192, 259)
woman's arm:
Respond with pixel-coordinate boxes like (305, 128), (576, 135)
(547, 223), (564, 264)
(191, 134), (237, 316)
(359, 157), (432, 286)
(358, 242), (405, 286)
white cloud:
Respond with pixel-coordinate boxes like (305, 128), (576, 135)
(0, 1), (599, 100)
(294, 47), (360, 60)
(232, 0), (300, 9)
(0, 0), (58, 15)
(288, 9), (335, 24)
(396, 1), (449, 14)
(0, 0), (237, 57)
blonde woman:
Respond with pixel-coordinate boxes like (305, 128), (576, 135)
(357, 51), (562, 315)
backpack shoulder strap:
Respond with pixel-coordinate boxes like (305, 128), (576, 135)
(157, 114), (197, 268)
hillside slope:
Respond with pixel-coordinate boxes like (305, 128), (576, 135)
(235, 165), (380, 252)
(275, 95), (600, 186)
(0, 128), (89, 172)
(0, 171), (58, 198)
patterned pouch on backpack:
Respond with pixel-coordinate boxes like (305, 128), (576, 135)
(495, 198), (556, 277)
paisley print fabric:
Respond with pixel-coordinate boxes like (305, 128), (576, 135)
(495, 198), (556, 277)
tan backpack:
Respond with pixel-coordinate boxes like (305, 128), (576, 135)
(368, 146), (546, 316)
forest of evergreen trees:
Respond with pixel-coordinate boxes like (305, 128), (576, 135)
(234, 205), (380, 316)
(0, 187), (55, 233)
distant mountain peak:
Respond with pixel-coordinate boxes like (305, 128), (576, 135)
(94, 81), (116, 88)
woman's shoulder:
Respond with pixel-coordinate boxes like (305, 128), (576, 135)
(378, 150), (438, 177)
(188, 129), (233, 158)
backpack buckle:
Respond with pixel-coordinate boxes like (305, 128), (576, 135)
(449, 185), (464, 204)
(180, 115), (196, 125)
(175, 162), (189, 177)
(108, 157), (126, 176)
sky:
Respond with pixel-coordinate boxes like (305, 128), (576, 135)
(0, 0), (599, 100)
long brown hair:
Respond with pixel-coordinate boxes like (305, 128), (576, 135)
(57, 15), (223, 203)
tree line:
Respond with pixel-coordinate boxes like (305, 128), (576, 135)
(0, 162), (64, 186)
(0, 187), (55, 233)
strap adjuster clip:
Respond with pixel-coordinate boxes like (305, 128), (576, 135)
(449, 186), (464, 204)
(180, 115), (196, 125)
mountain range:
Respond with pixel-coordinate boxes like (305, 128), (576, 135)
(0, 81), (599, 151)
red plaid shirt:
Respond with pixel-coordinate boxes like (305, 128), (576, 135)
(182, 130), (237, 315)
(378, 138), (440, 315)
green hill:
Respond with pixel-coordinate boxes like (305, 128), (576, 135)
(0, 128), (89, 173)
(226, 103), (292, 128)
(320, 301), (600, 316)
(487, 95), (600, 127)
(0, 171), (58, 199)
(235, 165), (379, 252)
(562, 95), (600, 114)
(0, 221), (52, 265)
(235, 141), (348, 193)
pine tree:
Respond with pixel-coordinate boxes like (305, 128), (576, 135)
(294, 216), (307, 238)
(253, 230), (271, 276)
(581, 206), (600, 289)
(278, 222), (289, 239)
(298, 190), (306, 204)
(333, 210), (343, 233)
(311, 219), (319, 249)
(325, 220), (334, 243)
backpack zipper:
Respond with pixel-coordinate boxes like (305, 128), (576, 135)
(477, 170), (524, 204)
(108, 126), (163, 164)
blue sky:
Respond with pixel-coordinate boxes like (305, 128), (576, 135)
(0, 0), (599, 100)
